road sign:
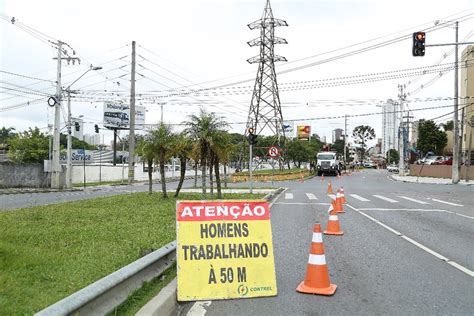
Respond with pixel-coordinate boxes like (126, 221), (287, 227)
(268, 146), (280, 158)
(176, 200), (277, 301)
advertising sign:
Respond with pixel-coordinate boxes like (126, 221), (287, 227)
(297, 125), (311, 140)
(283, 121), (294, 137)
(176, 200), (277, 301)
(103, 102), (145, 129)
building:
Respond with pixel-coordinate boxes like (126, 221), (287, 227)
(84, 134), (101, 146)
(381, 99), (400, 156)
(461, 45), (474, 162)
(332, 128), (343, 143)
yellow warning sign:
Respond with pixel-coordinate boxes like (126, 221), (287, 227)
(176, 200), (277, 301)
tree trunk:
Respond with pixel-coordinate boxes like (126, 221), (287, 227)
(175, 157), (186, 197)
(201, 148), (207, 197)
(147, 158), (153, 194)
(159, 151), (167, 198)
(209, 154), (214, 197)
(287, 161), (291, 170)
(215, 158), (222, 199)
(224, 163), (228, 189)
(194, 160), (198, 188)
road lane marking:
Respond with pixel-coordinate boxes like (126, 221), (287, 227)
(275, 202), (330, 206)
(350, 194), (370, 202)
(269, 188), (286, 208)
(285, 193), (294, 200)
(373, 195), (398, 203)
(399, 196), (429, 205)
(346, 203), (474, 278)
(306, 193), (318, 200)
(187, 300), (212, 316)
(359, 208), (451, 213)
(455, 213), (474, 220)
(429, 198), (464, 207)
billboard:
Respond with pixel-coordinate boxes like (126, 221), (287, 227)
(283, 121), (294, 137)
(103, 102), (145, 129)
(297, 125), (311, 140)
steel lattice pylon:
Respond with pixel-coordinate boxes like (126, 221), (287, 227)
(246, 0), (287, 143)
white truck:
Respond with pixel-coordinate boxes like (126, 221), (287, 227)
(316, 151), (341, 176)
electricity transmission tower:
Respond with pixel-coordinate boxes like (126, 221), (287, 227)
(246, 0), (287, 144)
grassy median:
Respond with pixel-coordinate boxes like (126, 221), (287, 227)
(0, 192), (265, 315)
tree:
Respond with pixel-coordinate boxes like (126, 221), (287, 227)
(153, 123), (174, 198)
(0, 127), (16, 145)
(387, 149), (399, 164)
(8, 127), (49, 163)
(285, 139), (310, 168)
(440, 120), (454, 132)
(184, 109), (228, 197)
(172, 133), (193, 197)
(137, 133), (157, 195)
(352, 125), (375, 162)
(417, 120), (447, 156)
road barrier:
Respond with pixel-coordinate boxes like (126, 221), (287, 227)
(35, 241), (176, 316)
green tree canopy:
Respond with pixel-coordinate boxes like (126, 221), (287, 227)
(8, 127), (49, 163)
(417, 120), (447, 155)
(352, 125), (375, 161)
(387, 149), (400, 164)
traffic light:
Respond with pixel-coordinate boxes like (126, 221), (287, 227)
(94, 124), (99, 133)
(412, 32), (425, 57)
(247, 128), (258, 145)
(74, 122), (80, 132)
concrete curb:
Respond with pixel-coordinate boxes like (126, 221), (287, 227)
(390, 174), (474, 185)
(136, 187), (285, 316)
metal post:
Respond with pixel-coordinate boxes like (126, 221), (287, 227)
(122, 141), (125, 184)
(99, 143), (102, 184)
(128, 41), (136, 184)
(398, 85), (405, 176)
(249, 144), (253, 194)
(83, 135), (86, 189)
(66, 91), (73, 188)
(51, 41), (63, 189)
(113, 128), (117, 166)
(452, 21), (460, 183)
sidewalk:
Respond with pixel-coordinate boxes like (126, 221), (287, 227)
(390, 174), (474, 185)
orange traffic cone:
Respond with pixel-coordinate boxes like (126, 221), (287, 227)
(300, 175), (304, 183)
(320, 174), (325, 182)
(324, 202), (344, 235)
(326, 181), (333, 194)
(333, 191), (345, 213)
(296, 223), (337, 296)
(340, 187), (346, 204)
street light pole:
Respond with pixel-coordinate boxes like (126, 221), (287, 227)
(51, 42), (63, 189)
(453, 21), (460, 184)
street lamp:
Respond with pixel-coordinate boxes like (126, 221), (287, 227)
(66, 65), (102, 189)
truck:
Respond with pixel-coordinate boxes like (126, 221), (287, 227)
(316, 151), (341, 176)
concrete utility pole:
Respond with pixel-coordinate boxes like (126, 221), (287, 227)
(51, 41), (63, 189)
(128, 41), (136, 184)
(398, 84), (406, 176)
(453, 21), (460, 183)
(344, 114), (348, 163)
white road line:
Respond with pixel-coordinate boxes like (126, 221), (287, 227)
(346, 203), (474, 278)
(275, 202), (331, 206)
(285, 193), (293, 200)
(350, 194), (370, 202)
(455, 213), (474, 220)
(399, 196), (429, 205)
(359, 208), (451, 213)
(327, 194), (336, 200)
(269, 188), (286, 208)
(306, 193), (318, 200)
(429, 198), (464, 207)
(373, 195), (398, 203)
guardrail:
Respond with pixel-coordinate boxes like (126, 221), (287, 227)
(36, 241), (176, 316)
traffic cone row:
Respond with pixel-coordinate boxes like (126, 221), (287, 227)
(296, 185), (348, 297)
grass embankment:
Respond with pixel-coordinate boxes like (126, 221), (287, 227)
(0, 192), (265, 315)
(232, 168), (311, 182)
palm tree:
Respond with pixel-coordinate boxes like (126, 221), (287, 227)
(152, 123), (174, 198)
(173, 133), (193, 197)
(209, 131), (232, 198)
(184, 109), (228, 197)
(136, 135), (155, 194)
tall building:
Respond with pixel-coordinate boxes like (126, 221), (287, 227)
(381, 99), (400, 156)
(461, 45), (474, 161)
(332, 128), (343, 143)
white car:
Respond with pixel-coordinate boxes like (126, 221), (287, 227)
(387, 164), (399, 173)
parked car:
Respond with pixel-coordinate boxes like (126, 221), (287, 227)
(432, 157), (453, 165)
(363, 161), (375, 168)
(424, 156), (444, 165)
(387, 164), (399, 173)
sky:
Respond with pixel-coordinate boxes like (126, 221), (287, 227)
(1, 0), (473, 148)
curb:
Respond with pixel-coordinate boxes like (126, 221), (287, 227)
(136, 187), (285, 316)
(389, 174), (474, 186)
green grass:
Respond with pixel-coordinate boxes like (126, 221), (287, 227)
(0, 192), (265, 315)
(235, 168), (308, 176)
(72, 180), (129, 187)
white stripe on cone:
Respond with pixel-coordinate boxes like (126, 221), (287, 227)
(329, 215), (339, 221)
(308, 254), (326, 265)
(312, 232), (323, 243)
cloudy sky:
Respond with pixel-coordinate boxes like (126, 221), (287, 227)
(1, 0), (473, 146)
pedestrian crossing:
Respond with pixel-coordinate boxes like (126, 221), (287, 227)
(280, 191), (464, 208)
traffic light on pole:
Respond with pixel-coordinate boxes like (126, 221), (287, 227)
(412, 32), (425, 57)
(94, 124), (99, 133)
(74, 122), (80, 132)
(247, 128), (258, 145)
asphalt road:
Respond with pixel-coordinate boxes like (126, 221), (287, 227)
(181, 169), (474, 315)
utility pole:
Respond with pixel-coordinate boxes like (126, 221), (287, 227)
(453, 21), (460, 183)
(344, 114), (348, 164)
(128, 41), (136, 184)
(398, 84), (406, 176)
(51, 41), (63, 189)
(465, 116), (473, 182)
